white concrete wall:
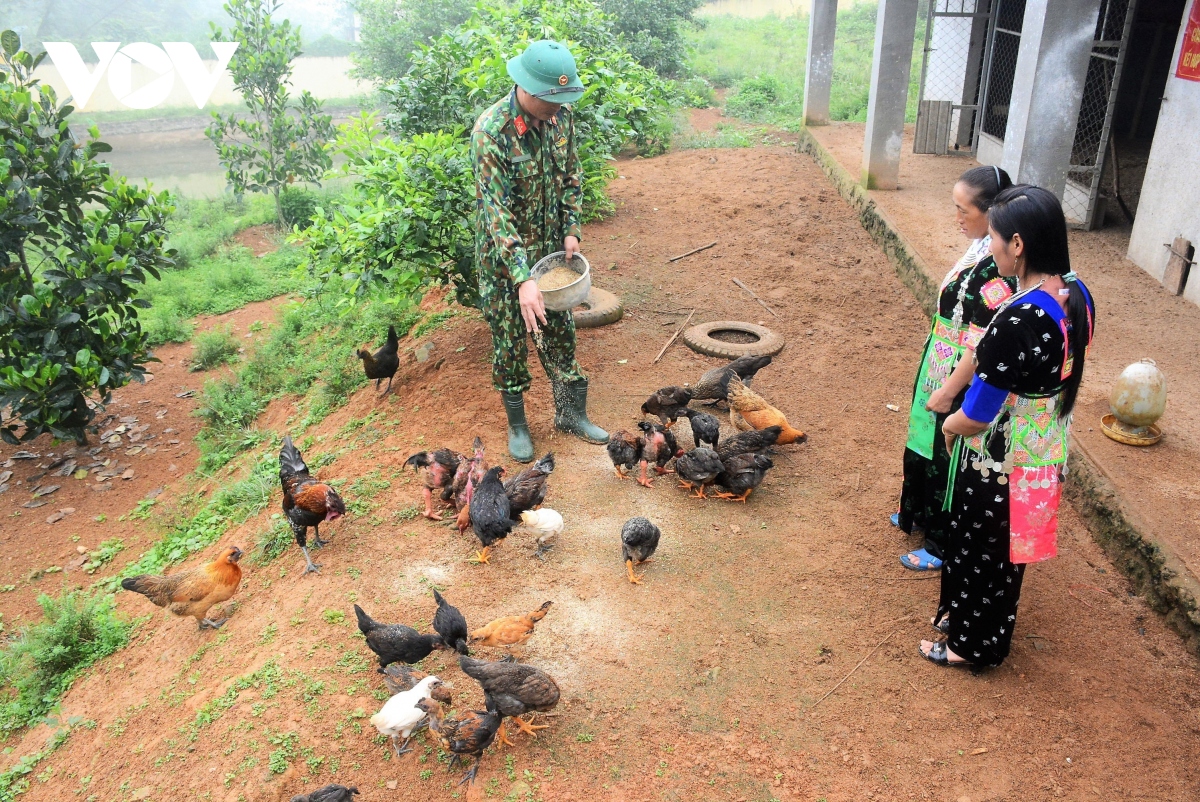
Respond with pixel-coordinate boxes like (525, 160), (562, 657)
(1128, 7), (1200, 304)
(31, 54), (368, 112)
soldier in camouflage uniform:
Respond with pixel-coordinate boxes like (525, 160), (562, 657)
(472, 40), (609, 462)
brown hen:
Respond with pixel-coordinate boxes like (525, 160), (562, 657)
(470, 601), (552, 648)
(727, 379), (807, 444)
(121, 546), (243, 629)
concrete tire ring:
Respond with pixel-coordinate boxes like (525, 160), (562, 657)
(572, 288), (623, 329)
(682, 320), (786, 359)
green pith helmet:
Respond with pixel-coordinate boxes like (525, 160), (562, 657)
(507, 40), (585, 105)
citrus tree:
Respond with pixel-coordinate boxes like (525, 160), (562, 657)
(0, 31), (174, 445)
(206, 0), (335, 228)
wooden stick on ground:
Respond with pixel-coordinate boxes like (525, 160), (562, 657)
(810, 629), (898, 710)
(668, 240), (717, 262)
(731, 278), (780, 318)
(653, 308), (696, 364)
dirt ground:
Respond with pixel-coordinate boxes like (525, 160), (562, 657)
(2, 136), (1200, 802)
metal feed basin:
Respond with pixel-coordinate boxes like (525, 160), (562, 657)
(530, 251), (591, 312)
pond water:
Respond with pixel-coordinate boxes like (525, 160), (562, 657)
(698, 0), (868, 18)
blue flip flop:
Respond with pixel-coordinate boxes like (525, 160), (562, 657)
(900, 548), (943, 571)
(889, 512), (901, 527)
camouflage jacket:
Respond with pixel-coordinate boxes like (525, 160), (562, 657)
(471, 88), (583, 287)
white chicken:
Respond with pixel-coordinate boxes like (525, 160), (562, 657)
(369, 675), (445, 756)
(520, 508), (563, 560)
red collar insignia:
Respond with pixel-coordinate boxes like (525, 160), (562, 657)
(514, 115), (528, 136)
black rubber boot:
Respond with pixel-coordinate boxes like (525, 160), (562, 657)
(553, 378), (609, 444)
(501, 392), (535, 463)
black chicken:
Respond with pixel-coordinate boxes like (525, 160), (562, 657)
(353, 604), (444, 669)
(606, 429), (646, 479)
(504, 452), (554, 518)
(405, 447), (464, 520)
(279, 435), (346, 574)
(469, 465), (512, 564)
(290, 785), (359, 802)
(621, 517), (661, 585)
(380, 663), (453, 703)
(641, 385), (693, 428)
(679, 408), (721, 450)
(716, 425), (782, 461)
(636, 421), (683, 488)
(356, 325), (400, 394)
(432, 589), (470, 655)
(416, 697), (503, 786)
(459, 655), (561, 746)
(715, 453), (774, 502)
(689, 354), (773, 406)
(674, 447), (725, 499)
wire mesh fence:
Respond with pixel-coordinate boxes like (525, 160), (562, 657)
(980, 0), (1024, 142)
(915, 0), (993, 154)
(1063, 0), (1136, 228)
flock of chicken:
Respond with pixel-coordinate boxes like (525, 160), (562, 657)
(115, 348), (807, 795)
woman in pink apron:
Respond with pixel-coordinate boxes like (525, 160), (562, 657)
(895, 166), (1015, 571)
(921, 185), (1095, 668)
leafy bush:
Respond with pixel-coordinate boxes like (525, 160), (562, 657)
(599, 0), (705, 76)
(167, 195), (277, 268)
(191, 327), (241, 371)
(0, 592), (130, 736)
(0, 31), (175, 446)
(672, 76), (716, 108)
(279, 187), (319, 229)
(725, 75), (786, 120)
(380, 0), (672, 207)
(350, 0), (475, 86)
(304, 120), (476, 306)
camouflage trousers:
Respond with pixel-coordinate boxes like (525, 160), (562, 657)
(479, 273), (585, 395)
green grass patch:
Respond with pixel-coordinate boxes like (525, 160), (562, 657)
(0, 592), (131, 737)
(184, 661), (282, 742)
(686, 5), (926, 126)
(190, 327), (242, 372)
(0, 723), (75, 801)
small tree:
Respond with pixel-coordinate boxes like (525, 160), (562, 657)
(350, 0), (474, 88)
(206, 0), (334, 228)
(0, 30), (175, 446)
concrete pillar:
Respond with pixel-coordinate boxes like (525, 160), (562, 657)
(861, 0), (920, 189)
(803, 0), (838, 126)
(1000, 0), (1103, 198)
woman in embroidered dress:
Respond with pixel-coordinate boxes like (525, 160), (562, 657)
(921, 186), (1095, 668)
(894, 166), (1016, 572)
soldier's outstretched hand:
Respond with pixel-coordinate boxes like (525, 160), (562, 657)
(519, 279), (548, 334)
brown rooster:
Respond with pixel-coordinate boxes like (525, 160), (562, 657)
(416, 698), (502, 786)
(121, 546), (243, 629)
(404, 447), (464, 520)
(280, 435), (346, 574)
(470, 601), (552, 649)
(356, 325), (400, 394)
(727, 379), (807, 444)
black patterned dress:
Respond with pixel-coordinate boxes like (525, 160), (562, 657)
(898, 238), (1014, 560)
(936, 283), (1095, 666)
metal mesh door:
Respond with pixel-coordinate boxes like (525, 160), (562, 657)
(1062, 0), (1138, 229)
(914, 0), (994, 154)
(979, 0), (1025, 142)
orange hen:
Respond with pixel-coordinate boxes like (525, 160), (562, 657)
(121, 546), (243, 630)
(469, 601), (552, 648)
(727, 378), (807, 444)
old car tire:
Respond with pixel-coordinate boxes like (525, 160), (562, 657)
(573, 288), (623, 329)
(682, 320), (785, 359)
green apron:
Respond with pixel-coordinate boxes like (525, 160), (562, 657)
(905, 315), (966, 460)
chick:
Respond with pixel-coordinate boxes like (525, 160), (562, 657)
(370, 675), (446, 756)
(679, 408), (721, 450)
(674, 447), (724, 499)
(621, 517), (661, 585)
(432, 589), (470, 655)
(641, 386), (693, 428)
(716, 426), (782, 461)
(519, 508), (563, 561)
(715, 453), (774, 502)
(289, 785), (359, 802)
(416, 698), (502, 786)
(380, 663), (453, 703)
(470, 601), (552, 649)
(636, 421), (683, 488)
(606, 429), (646, 479)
